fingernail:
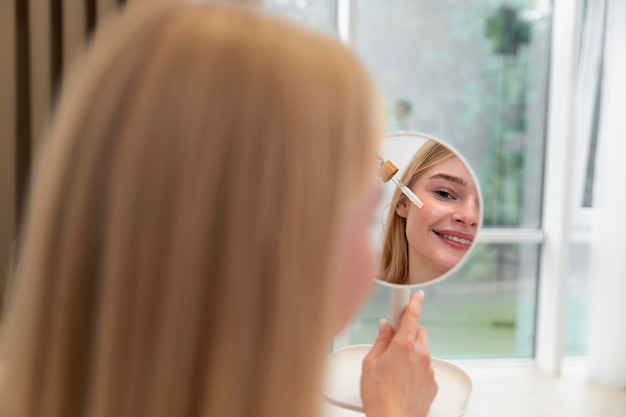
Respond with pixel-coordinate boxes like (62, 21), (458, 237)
(418, 290), (425, 298)
(378, 318), (388, 333)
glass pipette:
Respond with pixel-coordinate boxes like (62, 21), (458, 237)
(378, 158), (424, 209)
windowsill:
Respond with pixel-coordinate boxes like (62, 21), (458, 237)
(323, 357), (626, 417)
(458, 356), (626, 417)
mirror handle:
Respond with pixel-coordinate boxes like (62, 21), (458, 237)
(389, 286), (411, 330)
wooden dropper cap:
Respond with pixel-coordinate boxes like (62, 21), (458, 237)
(378, 159), (399, 183)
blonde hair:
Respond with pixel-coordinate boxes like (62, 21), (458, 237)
(0, 3), (383, 417)
(379, 140), (453, 284)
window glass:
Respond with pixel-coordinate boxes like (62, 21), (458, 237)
(349, 243), (539, 359)
(347, 0), (551, 358)
(263, 0), (337, 34)
(564, 242), (590, 355)
(354, 0), (551, 228)
(579, 0), (606, 209)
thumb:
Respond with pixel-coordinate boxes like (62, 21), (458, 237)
(366, 319), (394, 360)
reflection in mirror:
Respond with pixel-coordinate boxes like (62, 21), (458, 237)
(377, 134), (482, 286)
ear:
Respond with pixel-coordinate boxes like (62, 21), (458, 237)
(395, 199), (409, 218)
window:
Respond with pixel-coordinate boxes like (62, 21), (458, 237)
(348, 0), (552, 359)
(265, 0), (586, 363)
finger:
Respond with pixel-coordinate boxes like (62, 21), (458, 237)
(365, 319), (394, 360)
(394, 291), (424, 340)
(416, 326), (431, 354)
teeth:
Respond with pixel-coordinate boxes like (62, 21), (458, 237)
(442, 234), (472, 245)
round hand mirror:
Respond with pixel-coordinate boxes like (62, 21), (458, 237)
(375, 132), (482, 287)
(375, 132), (482, 329)
(323, 132), (482, 417)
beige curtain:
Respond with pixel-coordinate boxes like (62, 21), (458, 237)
(0, 0), (264, 311)
(0, 0), (126, 311)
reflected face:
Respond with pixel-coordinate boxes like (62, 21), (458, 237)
(396, 156), (479, 284)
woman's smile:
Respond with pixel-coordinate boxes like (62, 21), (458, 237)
(432, 229), (474, 249)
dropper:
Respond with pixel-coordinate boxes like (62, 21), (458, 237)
(377, 158), (424, 209)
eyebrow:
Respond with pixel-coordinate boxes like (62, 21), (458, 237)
(427, 173), (466, 186)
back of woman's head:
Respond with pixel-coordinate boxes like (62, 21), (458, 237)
(0, 2), (383, 417)
(380, 140), (453, 284)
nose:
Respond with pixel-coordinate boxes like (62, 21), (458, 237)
(452, 199), (479, 227)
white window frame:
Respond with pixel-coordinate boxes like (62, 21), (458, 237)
(534, 0), (584, 375)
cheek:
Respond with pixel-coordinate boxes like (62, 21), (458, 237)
(334, 231), (377, 334)
(407, 203), (447, 233)
(345, 236), (377, 290)
(405, 206), (430, 239)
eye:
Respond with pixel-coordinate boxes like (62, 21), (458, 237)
(435, 190), (454, 199)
